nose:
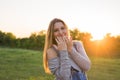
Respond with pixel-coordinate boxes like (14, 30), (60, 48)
(59, 30), (63, 36)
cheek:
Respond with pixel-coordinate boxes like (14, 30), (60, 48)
(54, 32), (58, 37)
(63, 30), (68, 36)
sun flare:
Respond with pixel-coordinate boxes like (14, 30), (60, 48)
(91, 33), (105, 41)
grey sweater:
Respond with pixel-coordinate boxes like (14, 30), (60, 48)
(48, 41), (91, 80)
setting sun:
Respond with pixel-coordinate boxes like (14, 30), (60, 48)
(90, 32), (105, 41)
(90, 31), (120, 41)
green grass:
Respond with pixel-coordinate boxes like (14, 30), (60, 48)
(88, 57), (120, 80)
(0, 47), (54, 80)
(0, 47), (120, 80)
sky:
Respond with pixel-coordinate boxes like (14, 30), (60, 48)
(0, 0), (120, 40)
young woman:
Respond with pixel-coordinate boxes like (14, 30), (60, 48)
(43, 18), (91, 80)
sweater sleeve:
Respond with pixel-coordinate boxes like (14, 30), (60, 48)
(70, 41), (91, 71)
(48, 50), (71, 80)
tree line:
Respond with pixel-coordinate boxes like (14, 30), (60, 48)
(0, 29), (120, 58)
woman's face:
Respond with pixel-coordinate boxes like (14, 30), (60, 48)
(53, 22), (68, 38)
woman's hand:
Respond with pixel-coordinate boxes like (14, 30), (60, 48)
(55, 36), (73, 53)
(55, 36), (67, 51)
(64, 36), (73, 53)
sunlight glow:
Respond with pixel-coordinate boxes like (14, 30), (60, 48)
(90, 32), (105, 41)
(0, 0), (120, 38)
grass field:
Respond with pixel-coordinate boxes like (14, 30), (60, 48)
(0, 47), (120, 80)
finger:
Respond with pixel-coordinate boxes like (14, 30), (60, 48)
(64, 36), (69, 43)
(55, 38), (59, 44)
(57, 37), (61, 42)
(62, 36), (66, 42)
(69, 36), (72, 41)
(58, 36), (65, 43)
(53, 44), (58, 49)
(56, 37), (63, 44)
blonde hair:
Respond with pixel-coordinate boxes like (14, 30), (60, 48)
(43, 18), (69, 73)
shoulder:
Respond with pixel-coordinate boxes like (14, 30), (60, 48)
(47, 47), (58, 60)
(73, 40), (83, 47)
(72, 40), (85, 52)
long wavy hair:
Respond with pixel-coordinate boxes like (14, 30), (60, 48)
(43, 18), (69, 73)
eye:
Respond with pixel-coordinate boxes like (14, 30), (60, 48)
(54, 29), (58, 32)
(61, 27), (65, 30)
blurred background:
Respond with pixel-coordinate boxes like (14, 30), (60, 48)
(0, 0), (120, 80)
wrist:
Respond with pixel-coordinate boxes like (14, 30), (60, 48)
(68, 47), (73, 53)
